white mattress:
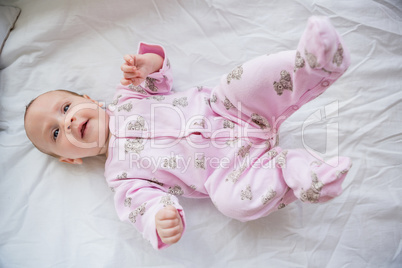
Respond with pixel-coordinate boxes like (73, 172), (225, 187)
(0, 0), (401, 267)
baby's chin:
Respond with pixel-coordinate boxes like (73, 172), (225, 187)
(61, 136), (110, 160)
(61, 148), (106, 160)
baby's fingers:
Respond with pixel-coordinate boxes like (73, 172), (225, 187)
(123, 54), (135, 65)
(122, 69), (142, 79)
(120, 78), (132, 86)
(121, 63), (135, 73)
(159, 206), (179, 220)
(157, 216), (181, 229)
(159, 226), (183, 245)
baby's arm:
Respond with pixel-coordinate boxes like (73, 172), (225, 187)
(108, 177), (186, 250)
(115, 43), (173, 95)
(120, 53), (163, 86)
(155, 205), (184, 245)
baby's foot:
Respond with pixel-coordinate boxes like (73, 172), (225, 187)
(302, 16), (349, 73)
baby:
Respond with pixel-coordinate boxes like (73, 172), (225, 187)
(24, 17), (352, 250)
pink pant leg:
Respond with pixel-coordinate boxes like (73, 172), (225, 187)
(210, 16), (350, 132)
(205, 147), (352, 222)
(205, 17), (352, 221)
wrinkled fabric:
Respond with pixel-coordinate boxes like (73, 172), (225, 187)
(105, 16), (352, 250)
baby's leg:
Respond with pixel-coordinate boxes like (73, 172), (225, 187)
(204, 146), (352, 222)
(205, 17), (352, 221)
(210, 16), (350, 131)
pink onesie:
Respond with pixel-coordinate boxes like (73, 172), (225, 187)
(105, 16), (352, 250)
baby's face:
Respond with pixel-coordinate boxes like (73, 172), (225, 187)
(25, 91), (110, 162)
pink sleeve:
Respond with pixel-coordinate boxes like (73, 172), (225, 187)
(112, 179), (186, 250)
(135, 42), (173, 95)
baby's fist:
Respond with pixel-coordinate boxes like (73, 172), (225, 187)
(155, 206), (183, 245)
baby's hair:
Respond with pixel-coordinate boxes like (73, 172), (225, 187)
(24, 89), (83, 158)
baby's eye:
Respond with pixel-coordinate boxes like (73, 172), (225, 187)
(53, 129), (59, 140)
(63, 105), (70, 113)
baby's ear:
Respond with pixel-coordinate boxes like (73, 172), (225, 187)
(83, 95), (103, 107)
(59, 157), (83, 165)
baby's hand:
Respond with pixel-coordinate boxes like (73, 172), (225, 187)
(155, 205), (184, 245)
(120, 53), (163, 86)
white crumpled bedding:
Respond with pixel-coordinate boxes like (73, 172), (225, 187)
(0, 0), (401, 267)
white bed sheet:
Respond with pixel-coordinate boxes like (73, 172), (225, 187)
(0, 0), (401, 267)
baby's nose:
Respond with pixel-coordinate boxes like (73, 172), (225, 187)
(66, 116), (76, 131)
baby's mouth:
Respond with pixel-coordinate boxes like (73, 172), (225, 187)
(80, 120), (88, 139)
